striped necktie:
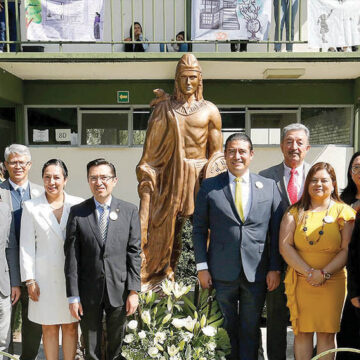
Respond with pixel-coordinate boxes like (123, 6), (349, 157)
(98, 204), (109, 243)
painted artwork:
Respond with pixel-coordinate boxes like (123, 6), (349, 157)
(26, 0), (104, 41)
(25, 0), (42, 27)
(308, 0), (360, 48)
(192, 0), (271, 41)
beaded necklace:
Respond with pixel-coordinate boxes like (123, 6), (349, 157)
(302, 200), (332, 246)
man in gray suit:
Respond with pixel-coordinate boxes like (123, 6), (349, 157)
(193, 133), (283, 360)
(0, 200), (19, 360)
(0, 144), (43, 360)
(259, 123), (310, 360)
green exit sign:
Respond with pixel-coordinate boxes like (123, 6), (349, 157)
(117, 91), (129, 103)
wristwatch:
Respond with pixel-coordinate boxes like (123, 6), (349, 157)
(321, 270), (331, 280)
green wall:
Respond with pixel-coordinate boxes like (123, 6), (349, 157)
(0, 69), (23, 105)
(23, 79), (355, 106)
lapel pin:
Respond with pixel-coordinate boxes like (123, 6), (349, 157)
(255, 181), (263, 189)
(109, 211), (118, 221)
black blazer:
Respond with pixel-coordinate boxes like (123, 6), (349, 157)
(64, 197), (141, 307)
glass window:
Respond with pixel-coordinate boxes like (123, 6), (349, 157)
(133, 109), (150, 145)
(27, 108), (78, 145)
(81, 112), (128, 146)
(250, 112), (297, 145)
(0, 108), (16, 161)
(301, 107), (352, 145)
(220, 109), (246, 144)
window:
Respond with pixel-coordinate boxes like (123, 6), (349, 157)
(81, 111), (129, 146)
(133, 109), (150, 145)
(250, 111), (298, 145)
(27, 108), (78, 145)
(301, 107), (352, 145)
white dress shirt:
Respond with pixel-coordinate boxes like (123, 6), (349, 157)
(9, 178), (29, 193)
(283, 163), (305, 199)
(197, 170), (252, 272)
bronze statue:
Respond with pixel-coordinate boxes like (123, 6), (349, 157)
(137, 54), (223, 290)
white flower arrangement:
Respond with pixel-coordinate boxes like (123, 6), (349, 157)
(121, 279), (231, 360)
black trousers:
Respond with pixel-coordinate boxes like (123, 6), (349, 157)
(80, 290), (127, 360)
(8, 284), (42, 360)
(336, 296), (360, 360)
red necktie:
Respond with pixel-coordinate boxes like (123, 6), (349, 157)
(287, 168), (298, 204)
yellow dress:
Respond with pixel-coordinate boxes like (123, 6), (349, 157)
(284, 202), (356, 334)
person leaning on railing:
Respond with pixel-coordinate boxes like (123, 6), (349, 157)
(280, 162), (356, 360)
(160, 31), (189, 52)
(124, 21), (149, 52)
(0, 0), (20, 52)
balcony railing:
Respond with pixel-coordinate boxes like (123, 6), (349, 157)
(0, 0), (354, 54)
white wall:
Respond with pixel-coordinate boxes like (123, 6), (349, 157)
(28, 144), (353, 206)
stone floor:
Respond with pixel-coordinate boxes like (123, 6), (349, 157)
(10, 327), (295, 360)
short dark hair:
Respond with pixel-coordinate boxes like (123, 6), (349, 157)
(42, 159), (68, 178)
(86, 158), (116, 178)
(225, 133), (253, 151)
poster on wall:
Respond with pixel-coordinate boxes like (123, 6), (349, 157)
(308, 0), (360, 49)
(25, 0), (104, 41)
(191, 0), (272, 41)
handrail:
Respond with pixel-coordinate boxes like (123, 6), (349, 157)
(0, 0), (315, 53)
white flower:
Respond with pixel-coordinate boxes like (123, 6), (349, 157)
(123, 334), (135, 343)
(207, 341), (216, 351)
(202, 325), (217, 337)
(141, 310), (151, 325)
(199, 357), (207, 360)
(154, 331), (166, 344)
(161, 279), (174, 295)
(173, 282), (191, 298)
(160, 357), (166, 360)
(170, 356), (181, 360)
(182, 331), (194, 342)
(184, 316), (197, 332)
(138, 330), (146, 339)
(148, 347), (159, 358)
(167, 345), (180, 357)
(127, 320), (138, 330)
(171, 318), (185, 329)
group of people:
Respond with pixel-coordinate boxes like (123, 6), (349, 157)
(0, 144), (141, 360)
(192, 124), (360, 360)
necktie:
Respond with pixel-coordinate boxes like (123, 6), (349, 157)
(234, 177), (245, 222)
(17, 187), (24, 199)
(287, 168), (298, 204)
(99, 204), (109, 243)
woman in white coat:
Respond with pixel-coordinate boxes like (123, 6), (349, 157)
(20, 159), (83, 360)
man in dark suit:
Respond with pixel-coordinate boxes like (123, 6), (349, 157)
(259, 124), (310, 360)
(193, 133), (283, 360)
(64, 158), (141, 360)
(0, 144), (43, 360)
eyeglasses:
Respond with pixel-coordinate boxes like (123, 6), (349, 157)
(89, 176), (114, 183)
(352, 166), (360, 175)
(7, 161), (31, 168)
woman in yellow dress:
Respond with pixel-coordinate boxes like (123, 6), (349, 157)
(280, 162), (356, 360)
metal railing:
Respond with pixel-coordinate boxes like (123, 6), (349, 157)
(0, 0), (312, 53)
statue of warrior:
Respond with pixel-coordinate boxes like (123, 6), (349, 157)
(136, 54), (223, 290)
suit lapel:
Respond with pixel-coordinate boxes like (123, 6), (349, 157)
(86, 199), (104, 248)
(247, 173), (260, 223)
(106, 198), (121, 247)
(0, 181), (12, 210)
(221, 172), (242, 224)
(38, 193), (64, 240)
